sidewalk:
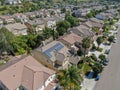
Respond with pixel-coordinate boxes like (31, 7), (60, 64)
(81, 78), (96, 90)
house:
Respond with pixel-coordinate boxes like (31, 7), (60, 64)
(0, 15), (15, 24)
(68, 25), (95, 40)
(106, 9), (119, 16)
(32, 41), (70, 70)
(92, 6), (105, 11)
(58, 33), (83, 50)
(82, 18), (104, 35)
(95, 13), (114, 20)
(5, 23), (28, 36)
(5, 0), (22, 4)
(27, 18), (45, 34)
(25, 12), (36, 19)
(0, 55), (57, 90)
(13, 13), (28, 23)
(89, 18), (103, 28)
(43, 18), (56, 29)
(72, 8), (91, 17)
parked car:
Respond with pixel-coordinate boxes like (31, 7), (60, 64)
(105, 49), (110, 54)
(95, 75), (100, 81)
(103, 58), (109, 66)
(113, 38), (117, 43)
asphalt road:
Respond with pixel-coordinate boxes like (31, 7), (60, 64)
(94, 23), (120, 90)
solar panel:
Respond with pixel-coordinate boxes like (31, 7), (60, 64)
(55, 43), (64, 51)
(44, 43), (64, 58)
(44, 51), (52, 58)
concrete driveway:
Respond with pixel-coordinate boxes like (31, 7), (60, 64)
(94, 24), (120, 90)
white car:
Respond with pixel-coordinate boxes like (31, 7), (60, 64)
(113, 38), (117, 43)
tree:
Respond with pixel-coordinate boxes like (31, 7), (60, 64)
(65, 15), (79, 27)
(42, 27), (53, 39)
(92, 27), (99, 35)
(0, 27), (15, 55)
(99, 54), (106, 61)
(82, 56), (92, 64)
(96, 36), (104, 48)
(50, 11), (55, 16)
(11, 36), (29, 55)
(86, 9), (97, 18)
(56, 20), (71, 36)
(92, 62), (103, 76)
(24, 34), (41, 49)
(99, 54), (106, 64)
(82, 37), (91, 57)
(109, 19), (115, 25)
(108, 35), (115, 43)
(61, 8), (66, 13)
(57, 66), (82, 90)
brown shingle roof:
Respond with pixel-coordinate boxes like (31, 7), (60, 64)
(0, 55), (55, 90)
(60, 33), (83, 45)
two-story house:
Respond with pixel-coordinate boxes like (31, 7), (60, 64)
(27, 18), (45, 34)
(95, 12), (114, 20)
(0, 15), (15, 24)
(13, 13), (28, 23)
(0, 55), (57, 90)
(5, 23), (28, 36)
(32, 41), (70, 70)
(72, 8), (91, 17)
(68, 24), (95, 40)
(58, 33), (83, 51)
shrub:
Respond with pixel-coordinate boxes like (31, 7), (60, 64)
(97, 47), (103, 52)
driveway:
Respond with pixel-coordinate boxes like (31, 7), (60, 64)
(94, 24), (120, 90)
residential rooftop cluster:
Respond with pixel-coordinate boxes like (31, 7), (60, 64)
(0, 0), (120, 90)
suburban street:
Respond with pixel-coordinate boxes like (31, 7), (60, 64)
(94, 23), (120, 90)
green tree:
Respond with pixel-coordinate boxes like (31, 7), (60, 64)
(11, 36), (29, 55)
(96, 36), (104, 48)
(109, 19), (115, 25)
(61, 8), (66, 13)
(92, 62), (103, 76)
(82, 37), (91, 57)
(56, 20), (71, 36)
(24, 34), (41, 49)
(92, 27), (99, 34)
(42, 27), (53, 39)
(65, 15), (79, 27)
(0, 27), (15, 55)
(108, 35), (115, 43)
(99, 54), (106, 61)
(57, 66), (82, 90)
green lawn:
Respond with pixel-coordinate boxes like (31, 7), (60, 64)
(79, 63), (92, 75)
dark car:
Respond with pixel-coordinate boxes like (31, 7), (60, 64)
(95, 75), (100, 81)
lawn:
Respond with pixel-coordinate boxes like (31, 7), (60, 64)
(79, 63), (92, 76)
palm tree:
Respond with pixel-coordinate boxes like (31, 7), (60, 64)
(57, 66), (82, 90)
(82, 37), (91, 57)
